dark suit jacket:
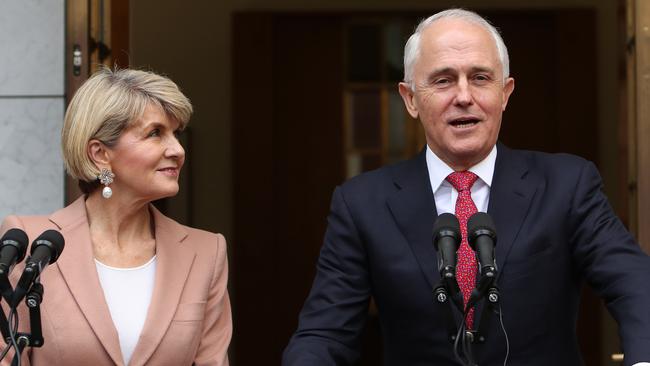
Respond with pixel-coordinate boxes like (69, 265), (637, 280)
(283, 143), (650, 366)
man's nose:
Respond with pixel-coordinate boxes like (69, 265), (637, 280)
(453, 78), (473, 106)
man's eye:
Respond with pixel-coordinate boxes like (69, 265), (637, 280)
(433, 78), (452, 87)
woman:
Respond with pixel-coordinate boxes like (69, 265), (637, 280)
(0, 68), (231, 365)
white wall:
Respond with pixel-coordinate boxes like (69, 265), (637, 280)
(0, 0), (65, 218)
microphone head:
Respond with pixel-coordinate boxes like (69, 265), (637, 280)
(467, 212), (497, 250)
(1, 228), (29, 263)
(433, 213), (461, 250)
(31, 230), (65, 264)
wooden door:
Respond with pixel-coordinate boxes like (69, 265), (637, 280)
(232, 10), (601, 365)
(231, 13), (345, 364)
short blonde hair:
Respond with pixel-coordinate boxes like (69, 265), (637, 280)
(62, 67), (193, 185)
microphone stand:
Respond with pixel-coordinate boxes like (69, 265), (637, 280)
(436, 267), (501, 366)
(433, 268), (464, 343)
(457, 268), (501, 365)
(0, 275), (45, 366)
(9, 281), (44, 366)
(0, 275), (15, 351)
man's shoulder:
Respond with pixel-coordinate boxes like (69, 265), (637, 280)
(503, 146), (593, 173)
(340, 155), (421, 193)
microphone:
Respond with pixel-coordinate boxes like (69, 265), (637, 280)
(467, 212), (497, 278)
(11, 230), (65, 307)
(0, 229), (29, 277)
(433, 213), (462, 279)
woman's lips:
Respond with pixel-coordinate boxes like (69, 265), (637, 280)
(158, 167), (179, 176)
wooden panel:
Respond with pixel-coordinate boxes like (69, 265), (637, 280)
(231, 13), (344, 364)
(634, 0), (650, 253)
(231, 12), (275, 364)
(111, 0), (130, 68)
(65, 0), (89, 204)
(627, 0), (638, 238)
(491, 10), (598, 163)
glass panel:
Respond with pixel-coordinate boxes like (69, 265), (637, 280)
(347, 24), (382, 82)
(349, 89), (381, 149)
(346, 153), (362, 178)
(385, 21), (404, 82)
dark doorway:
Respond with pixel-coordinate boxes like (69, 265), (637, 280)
(231, 9), (599, 365)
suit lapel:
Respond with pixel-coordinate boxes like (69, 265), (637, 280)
(51, 197), (125, 366)
(386, 151), (439, 289)
(488, 143), (539, 278)
(129, 206), (194, 366)
(385, 145), (540, 327)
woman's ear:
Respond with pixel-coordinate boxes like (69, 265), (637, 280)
(87, 139), (111, 170)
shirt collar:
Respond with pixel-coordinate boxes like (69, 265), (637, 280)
(425, 144), (497, 192)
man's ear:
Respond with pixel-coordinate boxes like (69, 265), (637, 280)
(398, 82), (419, 119)
(87, 139), (111, 171)
(502, 77), (515, 111)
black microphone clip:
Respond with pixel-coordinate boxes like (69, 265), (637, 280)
(11, 230), (64, 308)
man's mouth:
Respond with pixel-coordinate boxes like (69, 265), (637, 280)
(449, 117), (480, 128)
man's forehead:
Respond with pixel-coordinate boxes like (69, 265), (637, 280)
(421, 18), (495, 51)
(417, 19), (501, 69)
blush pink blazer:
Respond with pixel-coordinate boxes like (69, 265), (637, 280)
(0, 196), (231, 365)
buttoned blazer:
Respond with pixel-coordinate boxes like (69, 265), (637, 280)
(283, 143), (650, 366)
(0, 196), (231, 366)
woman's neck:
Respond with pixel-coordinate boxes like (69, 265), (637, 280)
(85, 190), (156, 267)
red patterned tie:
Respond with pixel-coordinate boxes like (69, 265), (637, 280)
(446, 171), (478, 328)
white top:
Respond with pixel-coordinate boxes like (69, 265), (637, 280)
(95, 256), (157, 366)
(426, 144), (496, 214)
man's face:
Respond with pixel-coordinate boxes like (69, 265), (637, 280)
(399, 18), (514, 170)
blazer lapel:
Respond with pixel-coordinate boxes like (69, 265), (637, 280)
(129, 206), (194, 366)
(488, 143), (540, 278)
(51, 197), (125, 365)
(386, 151), (439, 289)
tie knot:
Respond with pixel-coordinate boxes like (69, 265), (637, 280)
(446, 171), (478, 192)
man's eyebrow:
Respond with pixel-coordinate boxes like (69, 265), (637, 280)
(427, 66), (495, 76)
(469, 66), (495, 74)
(428, 67), (457, 77)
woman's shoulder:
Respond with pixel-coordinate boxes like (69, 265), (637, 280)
(151, 206), (228, 263)
(182, 225), (227, 248)
(1, 213), (55, 237)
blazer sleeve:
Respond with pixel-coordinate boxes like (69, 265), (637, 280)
(283, 186), (371, 366)
(193, 233), (232, 366)
(568, 161), (650, 365)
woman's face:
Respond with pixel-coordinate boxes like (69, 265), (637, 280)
(106, 104), (185, 203)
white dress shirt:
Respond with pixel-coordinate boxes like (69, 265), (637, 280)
(426, 145), (495, 214)
(424, 144), (649, 366)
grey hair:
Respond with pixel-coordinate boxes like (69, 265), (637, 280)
(403, 9), (510, 89)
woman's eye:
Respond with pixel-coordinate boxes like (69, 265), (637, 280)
(148, 128), (161, 137)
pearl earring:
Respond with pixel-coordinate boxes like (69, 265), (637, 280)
(98, 168), (115, 199)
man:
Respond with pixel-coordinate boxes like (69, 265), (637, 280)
(283, 9), (650, 366)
